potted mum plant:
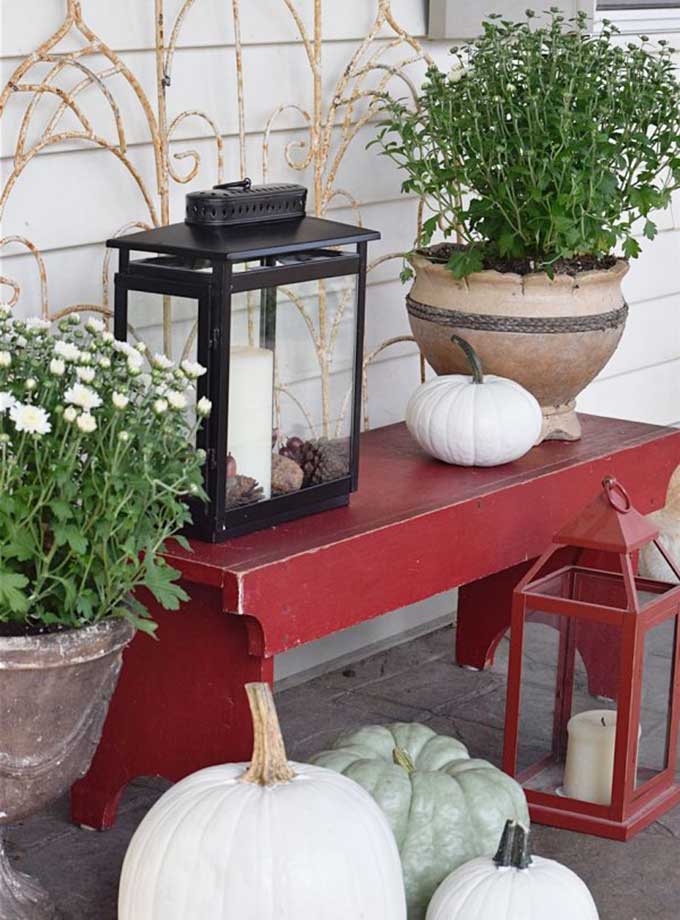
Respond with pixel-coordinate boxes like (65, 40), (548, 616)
(0, 307), (210, 919)
(373, 9), (680, 440)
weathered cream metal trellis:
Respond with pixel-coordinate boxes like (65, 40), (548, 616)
(0, 0), (429, 432)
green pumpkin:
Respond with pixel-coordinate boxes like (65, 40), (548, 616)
(311, 723), (529, 920)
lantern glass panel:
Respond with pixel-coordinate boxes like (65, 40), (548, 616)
(123, 290), (202, 422)
(636, 616), (677, 790)
(517, 608), (622, 804)
(226, 271), (357, 509)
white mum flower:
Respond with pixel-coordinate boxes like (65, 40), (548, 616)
(101, 331), (114, 344)
(112, 392), (129, 410)
(64, 383), (102, 411)
(118, 430), (131, 443)
(86, 317), (106, 334)
(137, 373), (152, 389)
(10, 402), (51, 435)
(63, 406), (78, 423)
(449, 62), (468, 83)
(15, 336), (27, 348)
(152, 353), (173, 370)
(167, 390), (187, 411)
(153, 398), (168, 415)
(0, 307), (11, 320)
(68, 312), (81, 325)
(49, 358), (66, 377)
(180, 359), (207, 380)
(76, 413), (97, 433)
(127, 356), (143, 375)
(24, 317), (50, 334)
(76, 366), (96, 384)
(113, 340), (136, 358)
(0, 391), (16, 413)
(98, 356), (111, 369)
(136, 342), (148, 354)
(0, 352), (11, 368)
(25, 378), (37, 392)
(196, 396), (212, 417)
(54, 340), (81, 362)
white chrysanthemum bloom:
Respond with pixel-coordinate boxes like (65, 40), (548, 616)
(86, 317), (106, 334)
(118, 430), (131, 443)
(136, 341), (148, 354)
(98, 355), (111, 369)
(10, 402), (51, 435)
(127, 356), (143, 376)
(112, 392), (129, 410)
(0, 307), (11, 320)
(153, 398), (168, 415)
(0, 433), (10, 445)
(76, 366), (96, 384)
(25, 378), (37, 392)
(78, 351), (93, 365)
(180, 359), (207, 380)
(63, 406), (78, 423)
(0, 391), (16, 413)
(167, 390), (187, 411)
(449, 62), (468, 83)
(155, 383), (168, 397)
(49, 358), (66, 377)
(76, 413), (97, 433)
(0, 351), (11, 368)
(138, 373), (152, 389)
(25, 317), (51, 334)
(113, 340), (136, 358)
(15, 335), (28, 348)
(54, 340), (81, 362)
(64, 382), (102, 411)
(68, 312), (81, 325)
(152, 353), (173, 370)
(196, 396), (212, 417)
(101, 331), (114, 344)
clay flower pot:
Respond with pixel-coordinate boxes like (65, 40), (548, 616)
(0, 617), (134, 919)
(407, 251), (629, 441)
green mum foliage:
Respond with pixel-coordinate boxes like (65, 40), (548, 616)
(0, 310), (210, 634)
(371, 9), (680, 276)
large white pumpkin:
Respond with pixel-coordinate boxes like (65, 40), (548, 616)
(406, 335), (542, 466)
(119, 684), (406, 920)
(426, 821), (598, 920)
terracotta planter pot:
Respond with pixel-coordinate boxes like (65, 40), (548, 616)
(407, 251), (629, 441)
(0, 617), (134, 919)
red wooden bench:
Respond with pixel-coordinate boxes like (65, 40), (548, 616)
(71, 414), (680, 830)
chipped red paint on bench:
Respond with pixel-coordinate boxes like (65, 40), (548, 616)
(71, 415), (680, 830)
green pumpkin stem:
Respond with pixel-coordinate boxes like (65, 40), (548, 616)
(450, 334), (484, 385)
(393, 747), (416, 774)
(493, 820), (533, 870)
(240, 683), (296, 786)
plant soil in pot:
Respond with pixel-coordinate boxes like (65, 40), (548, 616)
(371, 10), (680, 441)
(407, 248), (629, 441)
(0, 618), (134, 920)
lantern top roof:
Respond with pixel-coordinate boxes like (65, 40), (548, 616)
(107, 216), (380, 263)
(554, 477), (659, 554)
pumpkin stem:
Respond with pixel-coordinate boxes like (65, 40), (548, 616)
(450, 334), (484, 384)
(240, 683), (296, 786)
(493, 820), (533, 870)
(393, 747), (416, 774)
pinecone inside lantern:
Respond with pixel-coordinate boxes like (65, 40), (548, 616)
(226, 475), (264, 507)
(279, 436), (350, 488)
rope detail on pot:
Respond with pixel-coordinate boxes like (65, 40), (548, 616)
(406, 296), (629, 334)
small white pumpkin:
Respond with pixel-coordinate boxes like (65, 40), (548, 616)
(119, 683), (406, 920)
(426, 820), (598, 920)
(406, 335), (542, 466)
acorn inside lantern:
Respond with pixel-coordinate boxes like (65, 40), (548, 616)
(502, 476), (680, 840)
(108, 179), (379, 541)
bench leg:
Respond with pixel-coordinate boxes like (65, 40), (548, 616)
(70, 585), (272, 830)
(455, 558), (617, 700)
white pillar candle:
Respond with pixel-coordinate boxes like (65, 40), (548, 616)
(563, 709), (618, 805)
(227, 346), (274, 499)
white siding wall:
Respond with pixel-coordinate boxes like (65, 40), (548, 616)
(1, 3), (678, 682)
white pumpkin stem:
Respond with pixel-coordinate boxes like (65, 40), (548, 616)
(493, 820), (533, 870)
(393, 747), (416, 774)
(240, 683), (296, 786)
(450, 334), (484, 384)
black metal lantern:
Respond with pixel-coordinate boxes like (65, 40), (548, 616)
(108, 181), (379, 542)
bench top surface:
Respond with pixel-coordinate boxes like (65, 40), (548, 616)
(168, 414), (679, 575)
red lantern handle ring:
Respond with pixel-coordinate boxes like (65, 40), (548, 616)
(603, 476), (632, 513)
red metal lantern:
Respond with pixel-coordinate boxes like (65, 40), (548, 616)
(502, 476), (680, 840)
